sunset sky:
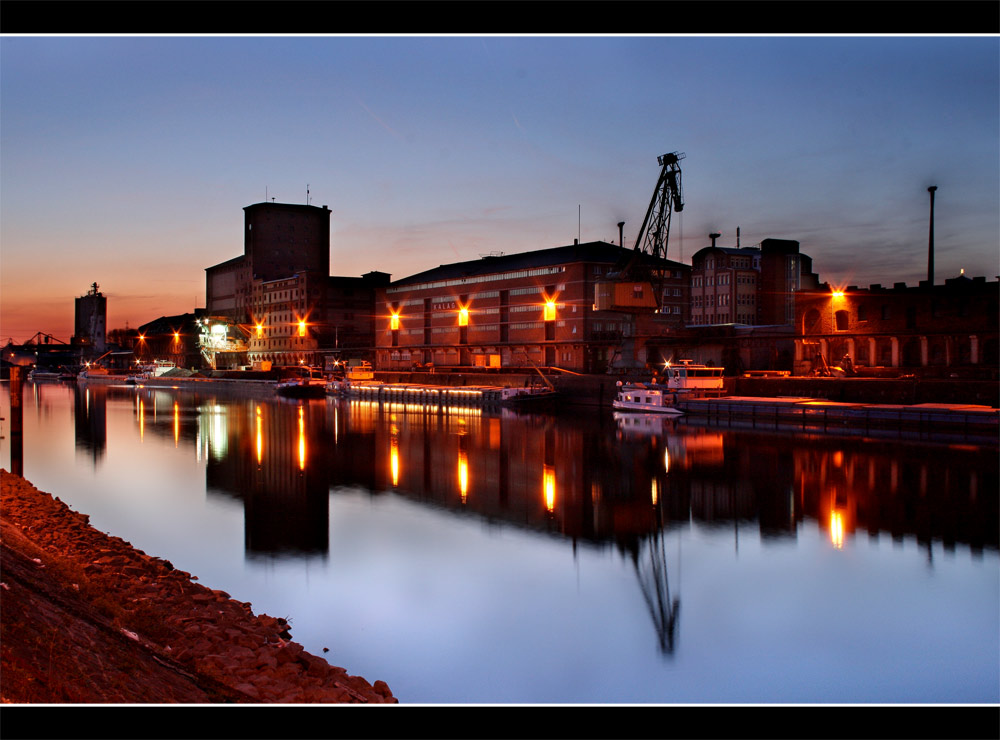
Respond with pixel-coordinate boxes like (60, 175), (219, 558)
(1, 35), (997, 343)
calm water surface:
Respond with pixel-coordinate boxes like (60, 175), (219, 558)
(2, 380), (997, 704)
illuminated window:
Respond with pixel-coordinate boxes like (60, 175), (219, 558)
(543, 301), (556, 321)
(297, 319), (306, 338)
(458, 307), (469, 327)
(256, 324), (264, 339)
(390, 313), (400, 331)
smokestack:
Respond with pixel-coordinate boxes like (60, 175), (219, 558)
(709, 232), (721, 248)
(927, 186), (937, 285)
(617, 221), (625, 247)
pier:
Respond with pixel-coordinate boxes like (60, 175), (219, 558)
(676, 395), (999, 441)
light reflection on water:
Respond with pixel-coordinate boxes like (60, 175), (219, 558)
(1, 380), (997, 703)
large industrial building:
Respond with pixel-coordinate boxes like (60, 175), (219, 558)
(72, 282), (107, 354)
(374, 241), (690, 374)
(205, 202), (388, 367)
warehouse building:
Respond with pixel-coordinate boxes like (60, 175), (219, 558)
(374, 241), (690, 374)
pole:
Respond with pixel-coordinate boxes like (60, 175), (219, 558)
(927, 186), (937, 285)
(9, 365), (24, 476)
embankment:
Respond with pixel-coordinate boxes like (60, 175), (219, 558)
(0, 469), (396, 704)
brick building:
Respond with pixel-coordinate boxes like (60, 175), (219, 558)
(690, 237), (820, 327)
(205, 202), (387, 367)
(793, 273), (999, 376)
(375, 241), (690, 373)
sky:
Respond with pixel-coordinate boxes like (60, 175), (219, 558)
(1, 35), (997, 344)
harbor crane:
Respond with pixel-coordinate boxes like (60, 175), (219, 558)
(595, 151), (685, 314)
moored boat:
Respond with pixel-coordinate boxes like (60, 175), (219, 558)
(613, 382), (684, 414)
(613, 360), (726, 415)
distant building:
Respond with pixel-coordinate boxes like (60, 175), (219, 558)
(73, 282), (107, 354)
(689, 237), (820, 327)
(136, 312), (210, 369)
(375, 241), (690, 373)
(793, 273), (999, 376)
(205, 202), (386, 367)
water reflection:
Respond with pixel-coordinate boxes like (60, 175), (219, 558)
(52, 385), (1000, 563)
(4, 383), (997, 667)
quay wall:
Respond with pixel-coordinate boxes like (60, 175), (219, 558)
(728, 377), (999, 407)
(75, 372), (999, 408)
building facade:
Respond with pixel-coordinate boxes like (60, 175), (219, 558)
(689, 238), (820, 327)
(375, 242), (690, 373)
(206, 202), (386, 368)
(793, 274), (999, 376)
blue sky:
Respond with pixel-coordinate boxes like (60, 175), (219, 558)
(1, 35), (997, 342)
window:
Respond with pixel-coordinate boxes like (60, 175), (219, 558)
(835, 310), (849, 331)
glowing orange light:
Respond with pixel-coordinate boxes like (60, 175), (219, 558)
(830, 510), (845, 549)
(390, 312), (400, 331)
(458, 449), (469, 503)
(543, 300), (556, 321)
(458, 306), (469, 327)
(173, 401), (180, 447)
(255, 406), (263, 465)
(390, 436), (400, 487)
(543, 465), (556, 512)
(256, 323), (264, 339)
(651, 478), (659, 506)
(297, 319), (307, 338)
(297, 407), (306, 470)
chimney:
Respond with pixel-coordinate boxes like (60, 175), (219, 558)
(617, 221), (625, 247)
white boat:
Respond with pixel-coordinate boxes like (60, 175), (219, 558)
(613, 360), (726, 415)
(613, 382), (684, 414)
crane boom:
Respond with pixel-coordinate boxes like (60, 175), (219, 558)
(594, 152), (685, 313)
(634, 151), (684, 261)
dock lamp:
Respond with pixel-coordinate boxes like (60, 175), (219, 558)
(458, 306), (469, 327)
(544, 299), (557, 322)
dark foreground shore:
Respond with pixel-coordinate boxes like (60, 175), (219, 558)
(0, 469), (396, 704)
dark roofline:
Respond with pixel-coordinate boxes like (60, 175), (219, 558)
(391, 241), (689, 288)
(205, 254), (246, 272)
(244, 202), (330, 213)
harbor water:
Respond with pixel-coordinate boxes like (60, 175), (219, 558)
(1, 379), (997, 704)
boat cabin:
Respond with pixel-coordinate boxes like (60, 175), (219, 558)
(662, 360), (725, 392)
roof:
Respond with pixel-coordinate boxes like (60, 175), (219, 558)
(391, 241), (688, 288)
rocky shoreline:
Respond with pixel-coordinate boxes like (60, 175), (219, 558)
(0, 469), (396, 704)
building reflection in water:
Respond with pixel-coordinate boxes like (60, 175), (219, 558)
(73, 384), (107, 463)
(68, 385), (997, 653)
